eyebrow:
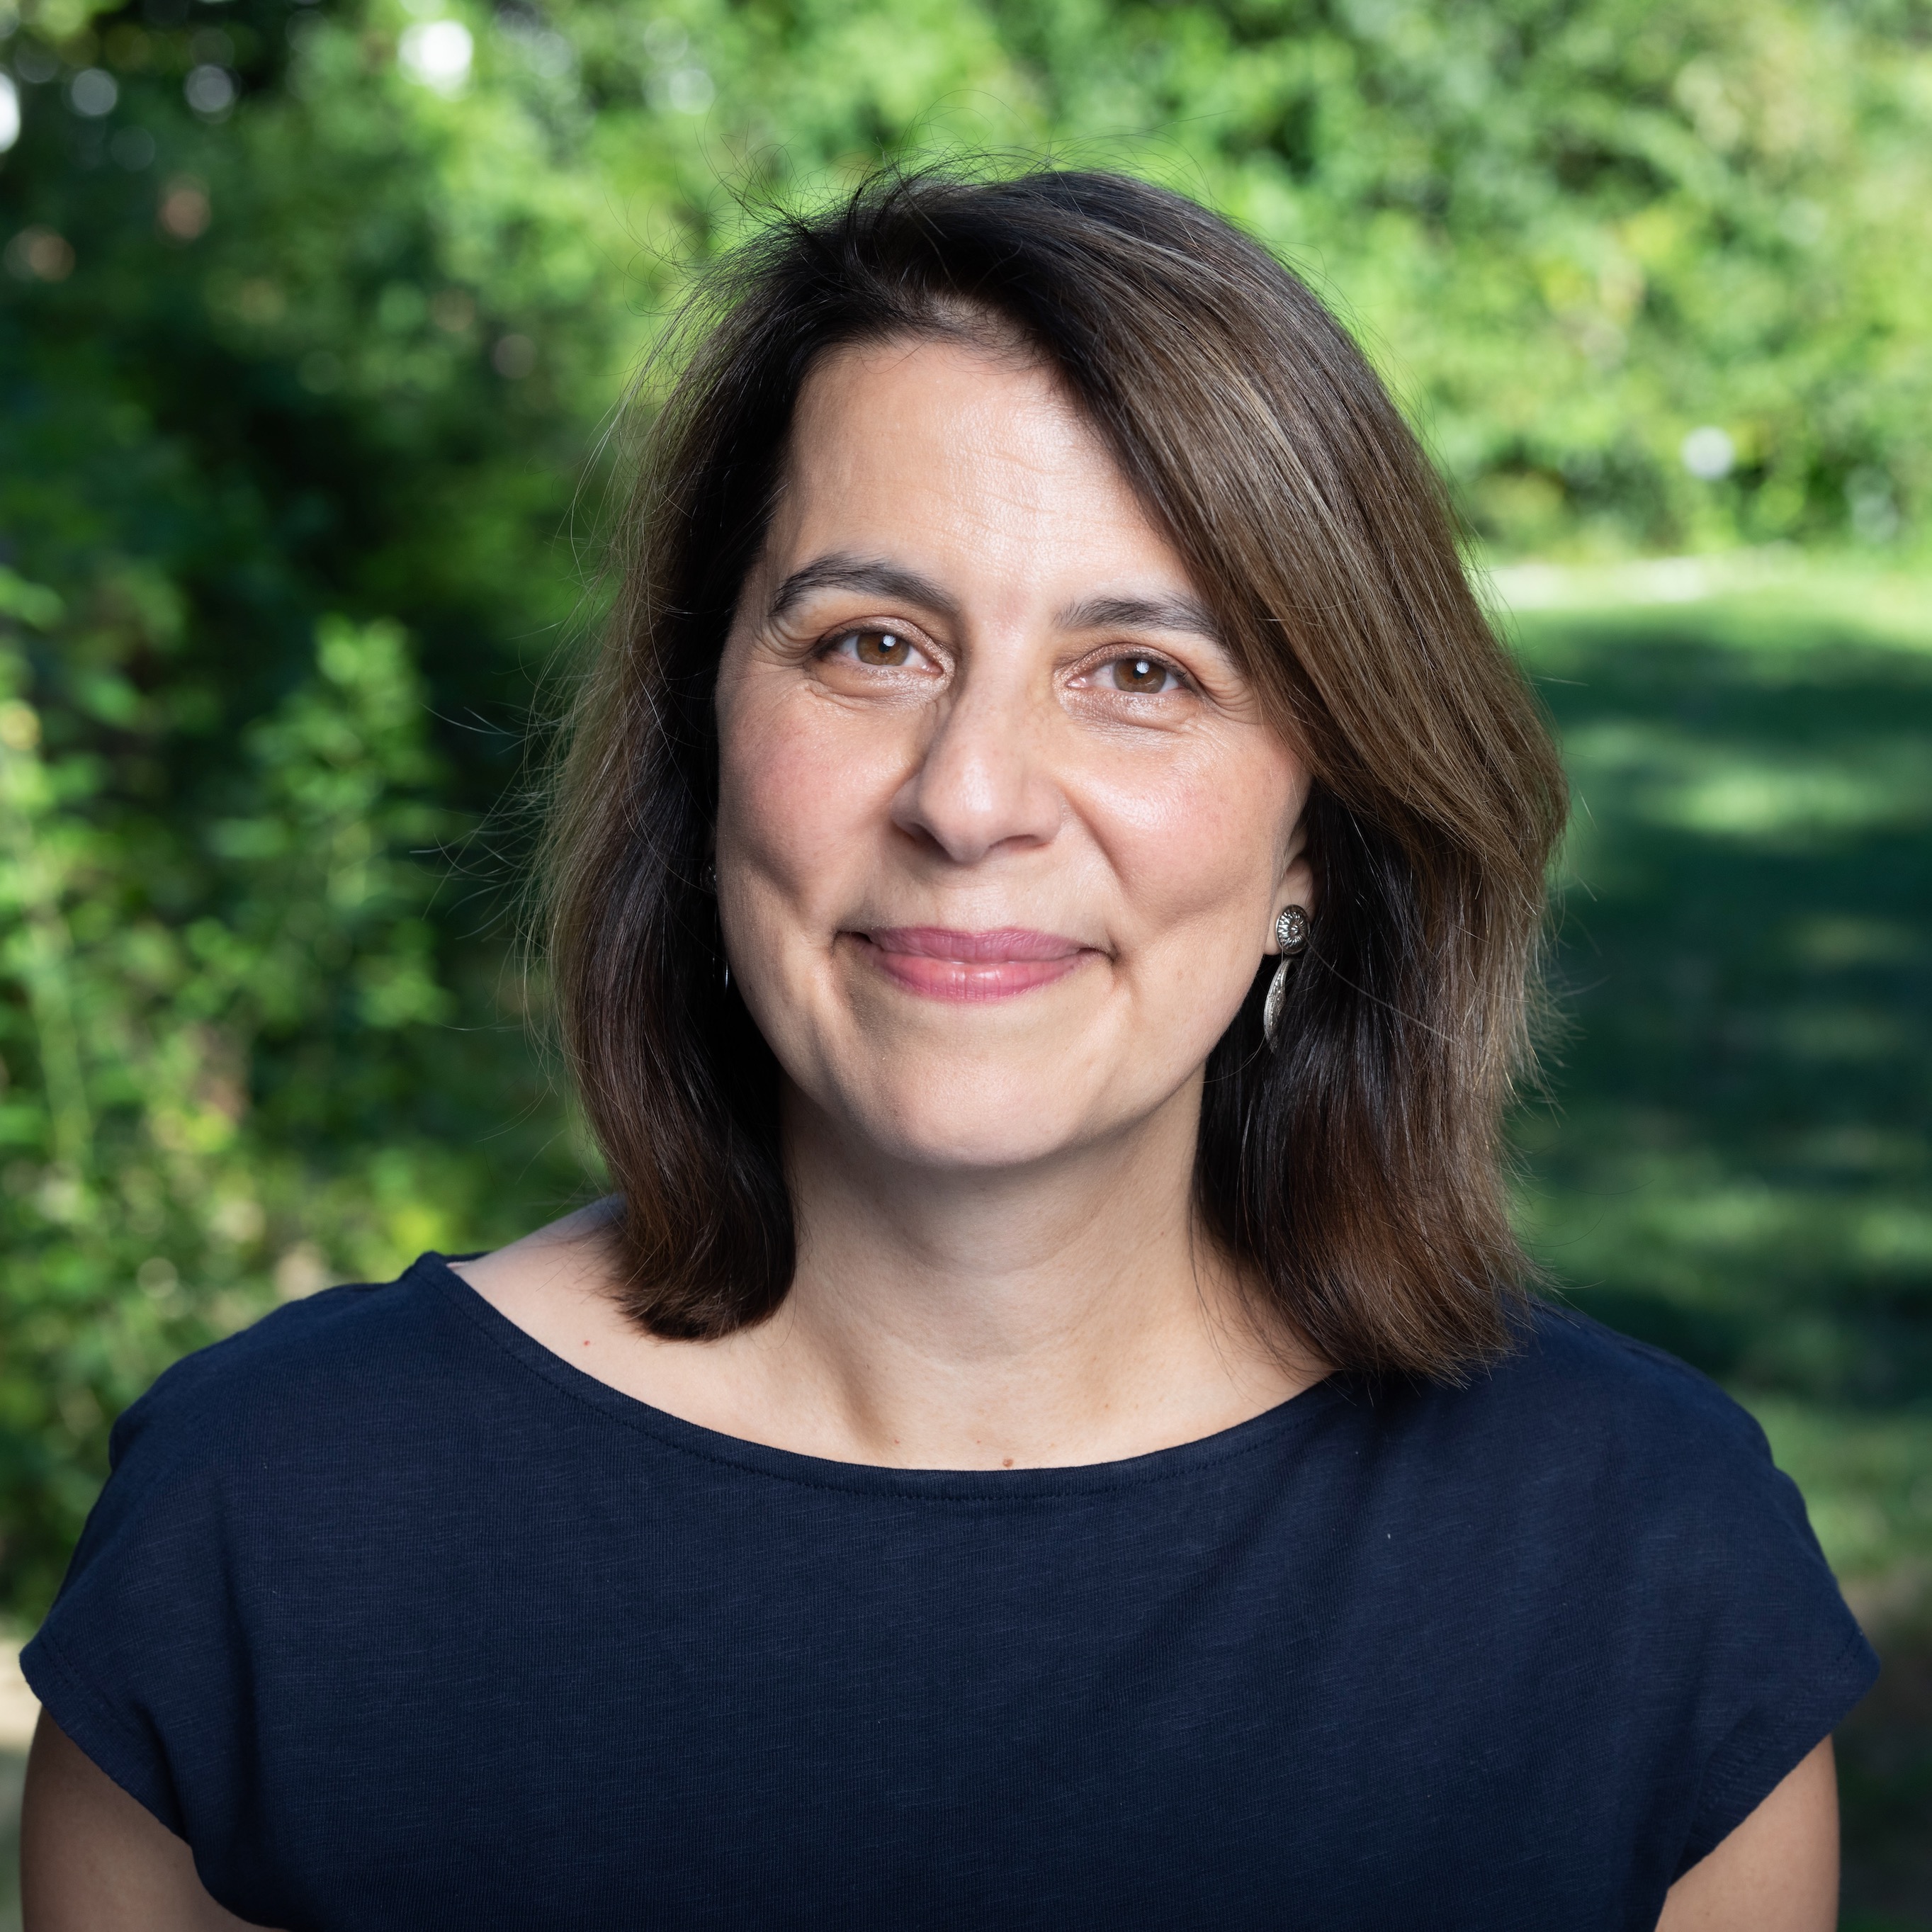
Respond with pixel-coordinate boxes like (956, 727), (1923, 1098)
(766, 555), (961, 627)
(764, 555), (1222, 646)
(1057, 593), (1223, 643)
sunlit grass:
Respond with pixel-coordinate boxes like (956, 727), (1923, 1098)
(1752, 1401), (1932, 1591)
(1558, 723), (1932, 842)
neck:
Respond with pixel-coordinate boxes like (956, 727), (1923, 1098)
(755, 1075), (1319, 1467)
(456, 1078), (1326, 1471)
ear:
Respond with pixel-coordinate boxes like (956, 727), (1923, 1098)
(1268, 801), (1317, 951)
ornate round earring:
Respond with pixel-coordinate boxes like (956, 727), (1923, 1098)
(1262, 905), (1311, 1052)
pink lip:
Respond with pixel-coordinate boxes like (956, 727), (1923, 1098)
(856, 927), (1096, 1001)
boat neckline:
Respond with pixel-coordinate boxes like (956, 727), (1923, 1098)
(416, 1249), (1354, 1500)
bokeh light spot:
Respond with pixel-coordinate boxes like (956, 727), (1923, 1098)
(400, 20), (474, 94)
(184, 64), (237, 117)
(69, 67), (119, 116)
(492, 332), (536, 378)
(4, 226), (76, 282)
(159, 176), (211, 239)
(1680, 426), (1735, 480)
(430, 287), (475, 332)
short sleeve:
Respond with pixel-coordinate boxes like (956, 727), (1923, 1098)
(1633, 1356), (1880, 1875)
(1681, 1615), (1874, 1873)
(21, 1352), (259, 1841)
(19, 1287), (382, 1866)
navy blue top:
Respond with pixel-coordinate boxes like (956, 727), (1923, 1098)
(26, 1254), (1874, 1931)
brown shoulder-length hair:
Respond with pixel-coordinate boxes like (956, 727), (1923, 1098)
(546, 166), (1566, 1379)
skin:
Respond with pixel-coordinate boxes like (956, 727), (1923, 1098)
(23, 337), (1841, 1929)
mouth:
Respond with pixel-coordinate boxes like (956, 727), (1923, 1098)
(851, 927), (1098, 1002)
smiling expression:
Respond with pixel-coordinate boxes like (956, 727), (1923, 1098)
(712, 334), (1314, 1172)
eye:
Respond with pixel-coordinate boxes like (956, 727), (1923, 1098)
(1107, 654), (1182, 695)
(828, 627), (918, 668)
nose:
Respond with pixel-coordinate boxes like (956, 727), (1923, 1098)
(889, 657), (1063, 864)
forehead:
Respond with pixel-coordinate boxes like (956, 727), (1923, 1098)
(767, 336), (1196, 599)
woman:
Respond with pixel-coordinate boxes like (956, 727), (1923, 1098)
(23, 170), (1872, 1930)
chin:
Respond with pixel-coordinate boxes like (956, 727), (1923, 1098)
(821, 1051), (1156, 1174)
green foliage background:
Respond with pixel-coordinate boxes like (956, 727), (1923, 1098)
(2, 0), (1930, 1903)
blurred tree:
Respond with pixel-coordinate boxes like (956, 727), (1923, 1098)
(0, 0), (1928, 1618)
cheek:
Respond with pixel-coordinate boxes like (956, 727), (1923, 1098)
(1086, 740), (1301, 947)
(715, 685), (902, 920)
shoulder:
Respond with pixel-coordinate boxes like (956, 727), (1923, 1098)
(106, 1208), (643, 1498)
(23, 1255), (504, 1848)
(1481, 1299), (1768, 1451)
(1360, 1300), (1791, 1526)
(1467, 1309), (1875, 1867)
(28, 1260), (483, 1737)
(105, 1256), (472, 1484)
(1347, 1303), (1864, 1693)
(1361, 1301), (1849, 1626)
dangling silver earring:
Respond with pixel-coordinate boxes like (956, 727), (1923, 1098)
(1262, 905), (1310, 1052)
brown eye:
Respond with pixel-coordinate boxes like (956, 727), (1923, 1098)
(1111, 655), (1173, 694)
(844, 628), (911, 667)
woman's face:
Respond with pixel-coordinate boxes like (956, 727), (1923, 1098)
(714, 335), (1312, 1173)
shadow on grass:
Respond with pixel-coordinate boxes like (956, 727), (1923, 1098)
(1842, 1620), (1932, 1929)
(1515, 602), (1932, 1399)
(1510, 597), (1932, 1921)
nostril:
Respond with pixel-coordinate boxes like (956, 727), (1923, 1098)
(892, 714), (1061, 862)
